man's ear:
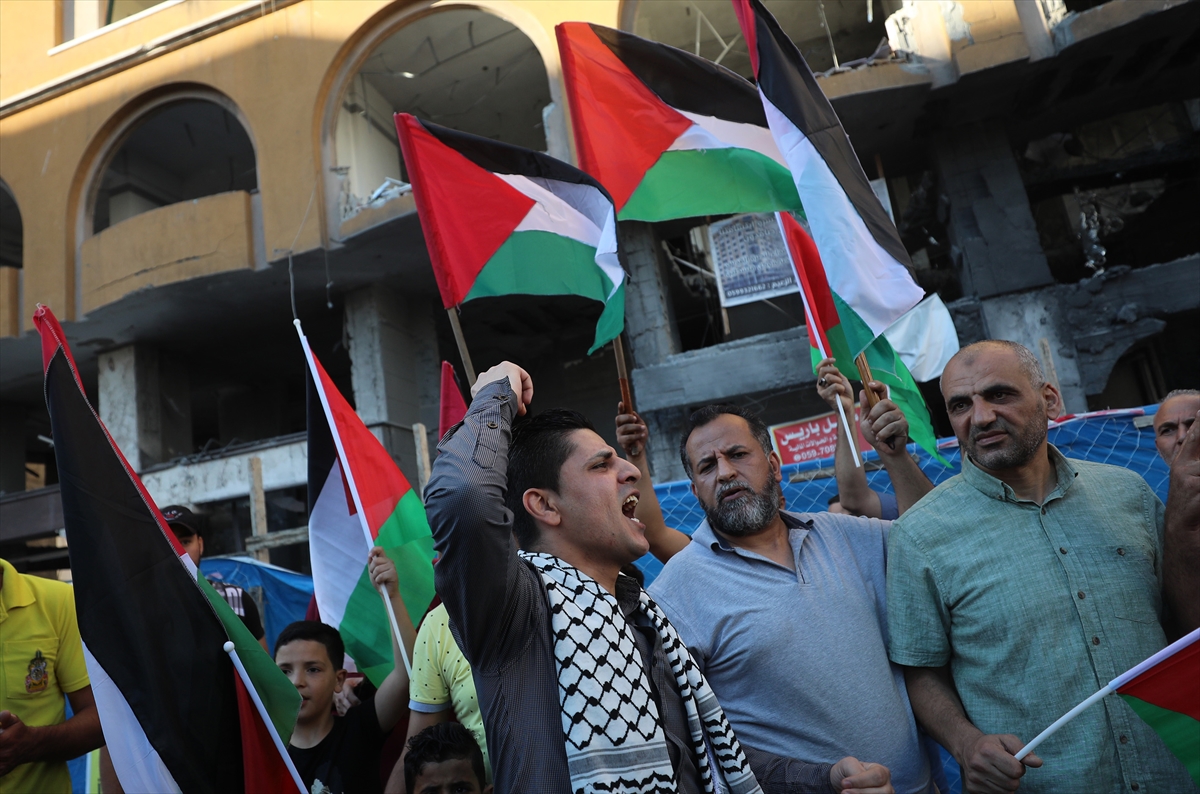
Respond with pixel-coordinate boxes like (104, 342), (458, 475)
(333, 668), (347, 693)
(769, 449), (783, 482)
(196, 535), (205, 557)
(522, 488), (562, 528)
(1043, 382), (1063, 421)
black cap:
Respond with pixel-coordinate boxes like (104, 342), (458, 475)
(160, 505), (201, 538)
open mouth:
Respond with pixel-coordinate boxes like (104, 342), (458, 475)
(622, 493), (639, 518)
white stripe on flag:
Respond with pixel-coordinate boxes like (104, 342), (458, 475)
(82, 642), (181, 794)
(670, 111), (788, 168)
(496, 174), (623, 298)
(761, 92), (923, 336)
(883, 294), (961, 382)
(308, 461), (370, 631)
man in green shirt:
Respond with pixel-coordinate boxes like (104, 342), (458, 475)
(887, 340), (1198, 794)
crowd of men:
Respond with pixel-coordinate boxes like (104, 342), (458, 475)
(2, 340), (1197, 794)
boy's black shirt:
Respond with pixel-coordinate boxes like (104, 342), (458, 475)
(288, 695), (386, 794)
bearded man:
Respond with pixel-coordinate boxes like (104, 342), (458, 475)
(887, 340), (1198, 794)
(648, 402), (934, 794)
(425, 362), (893, 794)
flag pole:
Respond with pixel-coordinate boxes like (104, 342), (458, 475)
(223, 641), (308, 793)
(1014, 684), (1113, 761)
(446, 307), (477, 387)
(776, 213), (860, 468)
(294, 320), (413, 678)
(854, 353), (896, 450)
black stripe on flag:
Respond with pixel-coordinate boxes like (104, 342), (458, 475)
(44, 348), (242, 794)
(746, 0), (912, 268)
(306, 365), (337, 515)
(417, 117), (613, 202)
(588, 23), (768, 126)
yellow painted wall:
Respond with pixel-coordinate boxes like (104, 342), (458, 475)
(80, 190), (255, 312)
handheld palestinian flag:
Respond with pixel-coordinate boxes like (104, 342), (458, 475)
(557, 21), (800, 222)
(1111, 629), (1199, 784)
(439, 361), (468, 441)
(778, 213), (946, 463)
(1017, 628), (1199, 784)
(33, 305), (302, 794)
(299, 321), (435, 686)
(733, 0), (925, 353)
(394, 113), (623, 354)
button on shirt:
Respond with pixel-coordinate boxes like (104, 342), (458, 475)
(886, 446), (1195, 793)
(649, 513), (933, 794)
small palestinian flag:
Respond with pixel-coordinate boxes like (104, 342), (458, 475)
(33, 305), (302, 794)
(439, 361), (468, 441)
(1111, 629), (1199, 784)
(733, 0), (924, 352)
(778, 214), (945, 463)
(299, 321), (435, 686)
(394, 113), (623, 354)
(557, 21), (800, 222)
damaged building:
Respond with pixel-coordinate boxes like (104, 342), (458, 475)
(1, 0), (1197, 575)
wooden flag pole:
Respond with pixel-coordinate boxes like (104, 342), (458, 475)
(446, 308), (477, 387)
(613, 335), (640, 457)
(854, 352), (896, 450)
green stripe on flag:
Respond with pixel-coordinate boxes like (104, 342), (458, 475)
(341, 489), (436, 686)
(1121, 694), (1200, 785)
(620, 148), (802, 222)
(200, 576), (300, 743)
(466, 230), (624, 354)
(813, 293), (949, 466)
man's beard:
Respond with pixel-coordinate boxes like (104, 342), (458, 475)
(966, 406), (1047, 471)
(701, 476), (782, 537)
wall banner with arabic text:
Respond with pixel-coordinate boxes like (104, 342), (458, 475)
(769, 407), (872, 465)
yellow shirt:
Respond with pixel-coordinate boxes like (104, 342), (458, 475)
(408, 603), (490, 780)
(0, 558), (90, 794)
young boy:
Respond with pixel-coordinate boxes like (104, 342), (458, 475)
(276, 547), (415, 794)
(403, 723), (492, 794)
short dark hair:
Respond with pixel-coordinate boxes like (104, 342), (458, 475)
(274, 621), (344, 668)
(679, 404), (773, 477)
(506, 409), (596, 550)
(404, 722), (486, 793)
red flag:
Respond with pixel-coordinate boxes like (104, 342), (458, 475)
(439, 361), (469, 440)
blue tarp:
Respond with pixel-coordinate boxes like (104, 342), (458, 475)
(199, 555), (314, 655)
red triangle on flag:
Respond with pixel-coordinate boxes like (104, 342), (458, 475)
(233, 670), (303, 793)
(780, 213), (839, 356)
(394, 114), (535, 309)
(557, 22), (693, 211)
(439, 361), (469, 440)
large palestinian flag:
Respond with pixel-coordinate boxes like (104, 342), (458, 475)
(557, 21), (800, 222)
(299, 321), (435, 685)
(778, 214), (946, 462)
(733, 0), (924, 352)
(33, 305), (302, 794)
(394, 113), (623, 354)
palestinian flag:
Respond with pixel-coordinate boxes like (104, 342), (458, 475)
(778, 213), (945, 463)
(557, 21), (800, 222)
(733, 0), (925, 351)
(33, 305), (302, 794)
(394, 113), (623, 354)
(299, 321), (435, 686)
(1111, 629), (1200, 784)
(439, 361), (468, 440)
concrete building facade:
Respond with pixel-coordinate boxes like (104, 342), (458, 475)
(2, 0), (1197, 574)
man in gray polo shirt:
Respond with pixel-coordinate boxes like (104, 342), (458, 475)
(649, 402), (934, 794)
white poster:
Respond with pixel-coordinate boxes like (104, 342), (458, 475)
(707, 213), (798, 307)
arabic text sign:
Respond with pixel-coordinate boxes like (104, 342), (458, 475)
(770, 407), (873, 465)
(708, 213), (799, 307)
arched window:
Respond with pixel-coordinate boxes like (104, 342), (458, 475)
(92, 99), (256, 232)
(333, 7), (552, 220)
(0, 180), (21, 269)
(624, 0), (902, 76)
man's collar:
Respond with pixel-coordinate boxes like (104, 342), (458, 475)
(0, 558), (37, 622)
(694, 511), (815, 554)
(961, 444), (1079, 503)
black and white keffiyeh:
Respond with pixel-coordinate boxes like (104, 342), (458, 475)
(520, 551), (762, 794)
